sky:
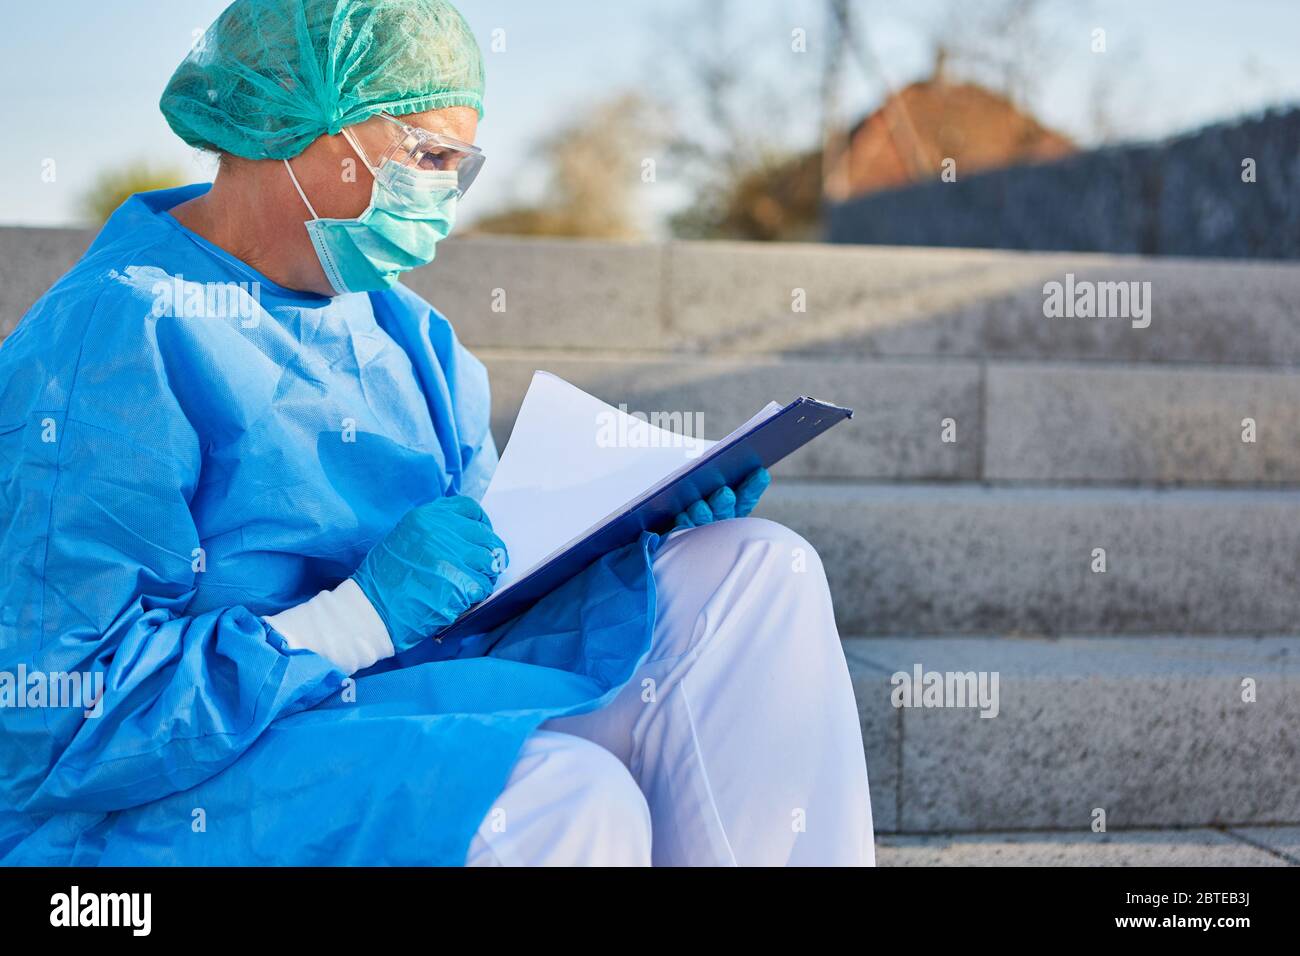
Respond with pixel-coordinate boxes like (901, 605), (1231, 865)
(1, 0), (1298, 229)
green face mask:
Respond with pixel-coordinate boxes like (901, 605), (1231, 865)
(284, 128), (459, 296)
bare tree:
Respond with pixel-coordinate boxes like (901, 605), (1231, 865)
(470, 94), (666, 239)
(924, 0), (1055, 109)
(820, 0), (852, 202)
(655, 0), (821, 239)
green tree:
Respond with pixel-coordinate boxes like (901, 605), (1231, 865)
(79, 162), (187, 225)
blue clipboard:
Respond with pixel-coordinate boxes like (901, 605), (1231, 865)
(434, 396), (853, 645)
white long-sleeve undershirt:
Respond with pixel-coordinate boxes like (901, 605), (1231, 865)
(264, 578), (395, 675)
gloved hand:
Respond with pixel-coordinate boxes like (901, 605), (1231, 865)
(672, 467), (771, 530)
(351, 495), (507, 651)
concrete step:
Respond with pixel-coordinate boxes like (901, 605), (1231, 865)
(876, 827), (1300, 866)
(660, 242), (1300, 367)
(418, 237), (1300, 366)
(845, 636), (1300, 834)
(6, 230), (1300, 366)
(984, 361), (1300, 485)
(763, 482), (1300, 635)
(480, 352), (981, 482)
(481, 352), (1300, 485)
(0, 227), (94, 338)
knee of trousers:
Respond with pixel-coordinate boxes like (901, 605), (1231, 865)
(566, 738), (652, 845)
(665, 516), (828, 581)
(737, 516), (824, 572)
(517, 733), (653, 864)
(651, 517), (838, 669)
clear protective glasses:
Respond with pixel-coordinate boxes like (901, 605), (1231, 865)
(373, 113), (485, 197)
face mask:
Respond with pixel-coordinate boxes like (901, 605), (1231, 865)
(284, 129), (459, 295)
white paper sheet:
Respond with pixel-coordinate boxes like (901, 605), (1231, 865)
(481, 371), (722, 593)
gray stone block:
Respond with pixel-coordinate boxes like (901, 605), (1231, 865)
(847, 636), (1300, 832)
(479, 354), (981, 481)
(761, 482), (1300, 635)
(0, 227), (94, 336)
(1229, 826), (1300, 864)
(986, 362), (1300, 484)
(666, 240), (1300, 365)
(407, 236), (667, 350)
(843, 645), (900, 833)
(876, 829), (1287, 866)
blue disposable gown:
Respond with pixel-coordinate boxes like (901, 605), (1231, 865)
(0, 185), (658, 865)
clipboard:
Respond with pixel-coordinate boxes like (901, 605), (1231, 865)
(432, 395), (852, 646)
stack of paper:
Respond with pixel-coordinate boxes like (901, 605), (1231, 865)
(481, 372), (780, 596)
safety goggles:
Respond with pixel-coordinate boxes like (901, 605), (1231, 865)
(374, 113), (485, 196)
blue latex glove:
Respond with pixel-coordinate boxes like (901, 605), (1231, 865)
(673, 467), (771, 531)
(352, 495), (507, 651)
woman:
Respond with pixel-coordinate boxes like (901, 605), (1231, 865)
(0, 0), (872, 866)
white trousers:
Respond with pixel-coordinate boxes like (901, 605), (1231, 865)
(464, 518), (875, 866)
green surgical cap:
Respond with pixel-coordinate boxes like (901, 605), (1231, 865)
(160, 0), (484, 160)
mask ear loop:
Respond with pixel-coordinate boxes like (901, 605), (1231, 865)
(283, 126), (377, 221)
(283, 158), (320, 220)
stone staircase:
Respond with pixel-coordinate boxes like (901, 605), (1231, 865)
(3, 229), (1298, 862)
(412, 237), (1300, 854)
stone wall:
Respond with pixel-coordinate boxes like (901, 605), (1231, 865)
(827, 107), (1300, 260)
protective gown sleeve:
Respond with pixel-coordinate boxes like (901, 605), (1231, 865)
(0, 282), (346, 816)
(458, 405), (498, 501)
(432, 318), (499, 500)
(373, 285), (498, 499)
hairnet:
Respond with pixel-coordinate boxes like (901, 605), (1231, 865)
(160, 0), (484, 161)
